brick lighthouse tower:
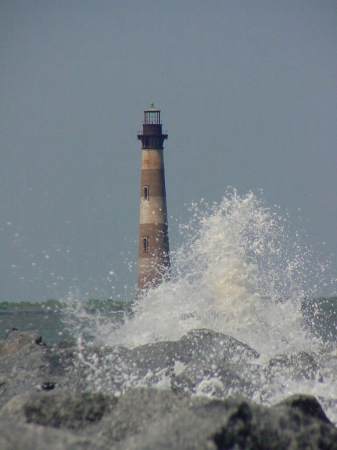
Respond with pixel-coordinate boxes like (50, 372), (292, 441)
(137, 105), (170, 291)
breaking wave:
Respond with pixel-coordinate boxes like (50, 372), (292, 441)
(109, 190), (322, 354)
(61, 190), (337, 423)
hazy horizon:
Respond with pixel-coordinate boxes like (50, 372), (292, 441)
(0, 1), (336, 301)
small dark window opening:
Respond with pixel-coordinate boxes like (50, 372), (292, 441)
(143, 236), (149, 253)
(143, 186), (149, 200)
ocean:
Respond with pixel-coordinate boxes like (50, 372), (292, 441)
(0, 297), (336, 345)
(0, 299), (131, 344)
(0, 303), (65, 344)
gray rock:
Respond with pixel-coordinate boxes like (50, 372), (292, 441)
(1, 391), (117, 430)
(0, 329), (324, 398)
(179, 329), (260, 363)
(128, 329), (259, 376)
(171, 360), (254, 397)
(98, 388), (188, 445)
(275, 393), (330, 423)
(0, 331), (49, 407)
(267, 351), (321, 381)
(0, 418), (97, 450)
(1, 330), (337, 449)
(0, 331), (80, 408)
(0, 330), (44, 356)
(112, 393), (337, 450)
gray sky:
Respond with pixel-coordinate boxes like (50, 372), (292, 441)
(0, 0), (336, 301)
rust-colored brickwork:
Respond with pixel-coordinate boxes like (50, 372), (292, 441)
(140, 169), (166, 198)
(137, 107), (170, 292)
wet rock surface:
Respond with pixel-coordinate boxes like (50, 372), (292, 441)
(0, 329), (336, 449)
(0, 330), (78, 408)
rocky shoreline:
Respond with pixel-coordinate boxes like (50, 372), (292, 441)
(1, 329), (337, 449)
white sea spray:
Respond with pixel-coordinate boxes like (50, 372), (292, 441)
(61, 190), (337, 423)
(111, 190), (316, 354)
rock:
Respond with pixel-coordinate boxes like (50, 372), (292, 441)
(267, 351), (320, 381)
(80, 329), (260, 397)
(130, 341), (180, 373)
(0, 332), (48, 408)
(0, 329), (337, 449)
(208, 397), (337, 450)
(0, 418), (98, 450)
(0, 331), (80, 408)
(0, 378), (336, 449)
(98, 388), (188, 445)
(0, 329), (259, 400)
(71, 345), (138, 394)
(0, 330), (44, 357)
(0, 392), (32, 422)
(275, 393), (330, 424)
(110, 392), (337, 450)
(168, 330), (261, 398)
(179, 329), (260, 364)
(171, 360), (254, 397)
(129, 329), (259, 375)
(25, 392), (115, 429)
(1, 391), (117, 430)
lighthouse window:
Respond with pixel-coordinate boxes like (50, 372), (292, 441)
(143, 237), (149, 253)
(143, 186), (149, 200)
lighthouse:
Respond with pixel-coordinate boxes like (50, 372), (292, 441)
(137, 105), (170, 291)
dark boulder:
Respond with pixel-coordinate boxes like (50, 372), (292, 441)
(111, 392), (337, 450)
(275, 393), (330, 424)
